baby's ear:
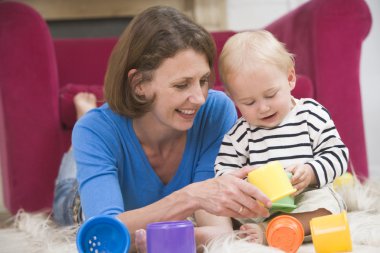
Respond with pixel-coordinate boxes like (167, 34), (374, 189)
(288, 68), (296, 90)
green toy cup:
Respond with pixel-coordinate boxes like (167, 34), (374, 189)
(270, 195), (297, 213)
(270, 172), (297, 213)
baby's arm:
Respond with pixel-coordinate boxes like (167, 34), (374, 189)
(302, 100), (349, 187)
(307, 119), (349, 187)
(214, 132), (249, 177)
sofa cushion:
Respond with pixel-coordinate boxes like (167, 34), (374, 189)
(292, 74), (314, 99)
(59, 83), (104, 129)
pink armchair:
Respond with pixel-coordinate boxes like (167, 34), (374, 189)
(0, 0), (372, 214)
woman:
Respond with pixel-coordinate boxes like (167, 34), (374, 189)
(53, 6), (271, 251)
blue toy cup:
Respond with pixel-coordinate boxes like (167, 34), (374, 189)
(147, 220), (196, 253)
(76, 215), (130, 253)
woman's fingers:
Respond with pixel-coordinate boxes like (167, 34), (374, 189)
(215, 174), (271, 218)
(229, 167), (272, 207)
(238, 180), (271, 207)
(190, 167), (272, 219)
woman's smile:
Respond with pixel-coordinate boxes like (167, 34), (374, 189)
(175, 108), (197, 120)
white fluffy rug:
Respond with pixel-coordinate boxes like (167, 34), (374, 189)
(1, 178), (380, 253)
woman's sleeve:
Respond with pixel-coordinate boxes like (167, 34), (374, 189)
(193, 91), (238, 182)
(72, 111), (125, 220)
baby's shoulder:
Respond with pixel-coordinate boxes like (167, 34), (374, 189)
(298, 98), (331, 120)
(226, 117), (252, 136)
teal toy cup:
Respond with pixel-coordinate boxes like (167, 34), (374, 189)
(76, 215), (130, 253)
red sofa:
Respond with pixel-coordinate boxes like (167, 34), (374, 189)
(0, 0), (372, 214)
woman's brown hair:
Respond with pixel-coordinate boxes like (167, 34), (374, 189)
(104, 6), (216, 118)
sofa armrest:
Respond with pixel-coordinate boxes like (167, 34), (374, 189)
(0, 2), (62, 213)
(265, 0), (372, 178)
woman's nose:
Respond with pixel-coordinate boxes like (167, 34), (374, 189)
(189, 85), (206, 105)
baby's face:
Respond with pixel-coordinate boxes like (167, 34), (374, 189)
(227, 64), (296, 128)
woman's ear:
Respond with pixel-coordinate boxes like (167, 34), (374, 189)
(128, 69), (144, 96)
(288, 67), (296, 90)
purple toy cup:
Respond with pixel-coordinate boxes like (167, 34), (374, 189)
(147, 220), (196, 253)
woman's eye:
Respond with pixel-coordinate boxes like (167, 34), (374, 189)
(200, 78), (209, 86)
(175, 83), (188, 89)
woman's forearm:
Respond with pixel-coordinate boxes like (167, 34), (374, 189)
(117, 186), (200, 251)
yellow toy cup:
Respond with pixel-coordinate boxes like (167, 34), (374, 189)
(247, 161), (296, 202)
(310, 211), (352, 253)
(333, 172), (354, 190)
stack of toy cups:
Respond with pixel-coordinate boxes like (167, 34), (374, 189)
(147, 220), (196, 253)
(266, 215), (304, 253)
(310, 211), (352, 253)
(76, 215), (130, 253)
(247, 161), (297, 203)
(270, 172), (297, 213)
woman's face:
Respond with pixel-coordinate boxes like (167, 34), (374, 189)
(138, 49), (210, 131)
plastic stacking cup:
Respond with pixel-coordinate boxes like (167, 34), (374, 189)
(248, 161), (296, 203)
(310, 211), (352, 253)
(266, 215), (304, 253)
(270, 172), (297, 213)
(333, 172), (354, 190)
(147, 220), (196, 253)
(76, 215), (130, 253)
(270, 195), (297, 213)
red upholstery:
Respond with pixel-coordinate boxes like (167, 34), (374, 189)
(60, 83), (104, 129)
(265, 0), (372, 186)
(0, 0), (372, 214)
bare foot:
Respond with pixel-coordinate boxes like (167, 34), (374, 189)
(73, 92), (97, 119)
(135, 229), (147, 253)
(239, 223), (267, 244)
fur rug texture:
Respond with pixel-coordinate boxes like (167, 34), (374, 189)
(1, 177), (380, 253)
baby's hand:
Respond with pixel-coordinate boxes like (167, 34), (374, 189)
(135, 229), (147, 253)
(285, 164), (314, 195)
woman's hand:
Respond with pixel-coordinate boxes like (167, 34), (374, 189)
(186, 167), (271, 219)
(286, 163), (316, 195)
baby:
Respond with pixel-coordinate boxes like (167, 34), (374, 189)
(215, 30), (348, 243)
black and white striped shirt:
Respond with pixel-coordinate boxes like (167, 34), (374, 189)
(214, 98), (349, 188)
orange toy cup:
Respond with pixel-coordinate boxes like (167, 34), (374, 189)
(266, 215), (304, 253)
(310, 211), (352, 253)
(248, 161), (296, 203)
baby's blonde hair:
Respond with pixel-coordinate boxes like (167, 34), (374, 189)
(219, 30), (295, 86)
